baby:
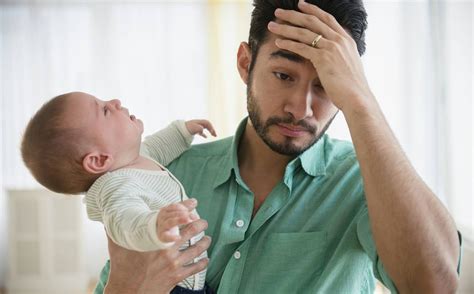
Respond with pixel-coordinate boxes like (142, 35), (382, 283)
(21, 91), (216, 293)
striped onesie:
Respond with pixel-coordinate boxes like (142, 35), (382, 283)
(85, 120), (207, 291)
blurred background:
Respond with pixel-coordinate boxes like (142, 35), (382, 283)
(0, 0), (472, 293)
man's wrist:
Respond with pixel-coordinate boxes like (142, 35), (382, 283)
(340, 93), (382, 124)
(104, 265), (145, 294)
(104, 282), (141, 294)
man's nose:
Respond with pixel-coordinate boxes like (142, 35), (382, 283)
(283, 85), (314, 121)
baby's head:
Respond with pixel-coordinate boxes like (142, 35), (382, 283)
(21, 92), (144, 194)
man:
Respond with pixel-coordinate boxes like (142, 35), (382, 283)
(96, 0), (461, 293)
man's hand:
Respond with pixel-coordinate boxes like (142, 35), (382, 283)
(157, 199), (200, 243)
(105, 219), (211, 294)
(185, 119), (217, 138)
(267, 0), (374, 113)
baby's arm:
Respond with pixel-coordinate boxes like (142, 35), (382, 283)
(141, 120), (215, 166)
(98, 182), (198, 252)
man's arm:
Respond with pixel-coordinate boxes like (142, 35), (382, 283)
(268, 1), (460, 292)
(103, 219), (210, 294)
(343, 98), (459, 293)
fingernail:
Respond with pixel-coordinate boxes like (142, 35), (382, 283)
(275, 8), (283, 15)
(299, 0), (308, 6)
(268, 21), (277, 29)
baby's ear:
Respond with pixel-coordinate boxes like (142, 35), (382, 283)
(82, 152), (113, 174)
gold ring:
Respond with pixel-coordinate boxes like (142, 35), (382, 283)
(311, 34), (323, 48)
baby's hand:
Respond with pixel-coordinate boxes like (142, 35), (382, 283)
(185, 119), (217, 138)
(156, 199), (199, 243)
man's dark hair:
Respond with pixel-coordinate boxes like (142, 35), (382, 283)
(248, 0), (368, 72)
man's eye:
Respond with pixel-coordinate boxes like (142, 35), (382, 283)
(274, 72), (292, 81)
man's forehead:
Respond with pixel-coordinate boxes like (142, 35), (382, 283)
(256, 30), (307, 62)
(269, 50), (305, 63)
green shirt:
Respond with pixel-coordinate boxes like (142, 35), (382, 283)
(96, 118), (399, 293)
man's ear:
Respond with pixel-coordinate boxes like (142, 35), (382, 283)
(237, 42), (252, 85)
(82, 152), (114, 174)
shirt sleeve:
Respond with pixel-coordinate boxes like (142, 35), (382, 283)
(356, 205), (399, 293)
(97, 177), (174, 252)
(141, 120), (193, 166)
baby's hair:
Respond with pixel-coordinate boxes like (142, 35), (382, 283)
(21, 93), (101, 194)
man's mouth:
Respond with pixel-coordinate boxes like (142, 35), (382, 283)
(276, 123), (309, 137)
(277, 123), (307, 132)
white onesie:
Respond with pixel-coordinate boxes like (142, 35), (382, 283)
(85, 120), (206, 290)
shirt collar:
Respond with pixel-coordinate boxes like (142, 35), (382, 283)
(212, 118), (247, 188)
(212, 117), (328, 188)
(298, 134), (327, 177)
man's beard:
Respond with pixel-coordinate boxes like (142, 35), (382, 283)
(247, 86), (337, 156)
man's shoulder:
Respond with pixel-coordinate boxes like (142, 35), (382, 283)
(322, 137), (365, 207)
(166, 136), (234, 185)
(324, 136), (357, 162)
(321, 136), (360, 178)
(168, 136), (234, 167)
(187, 136), (234, 156)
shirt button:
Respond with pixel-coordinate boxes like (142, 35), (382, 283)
(235, 219), (244, 228)
(233, 251), (241, 260)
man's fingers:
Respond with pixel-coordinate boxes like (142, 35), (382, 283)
(176, 219), (208, 246)
(274, 38), (324, 61)
(177, 236), (211, 266)
(274, 8), (336, 41)
(178, 258), (209, 281)
(297, 0), (350, 37)
(268, 21), (317, 47)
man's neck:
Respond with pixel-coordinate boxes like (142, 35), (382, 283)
(238, 121), (294, 216)
(238, 121), (292, 174)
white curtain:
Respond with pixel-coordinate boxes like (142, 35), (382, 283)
(363, 1), (472, 236)
(1, 1), (211, 284)
(1, 0), (472, 287)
